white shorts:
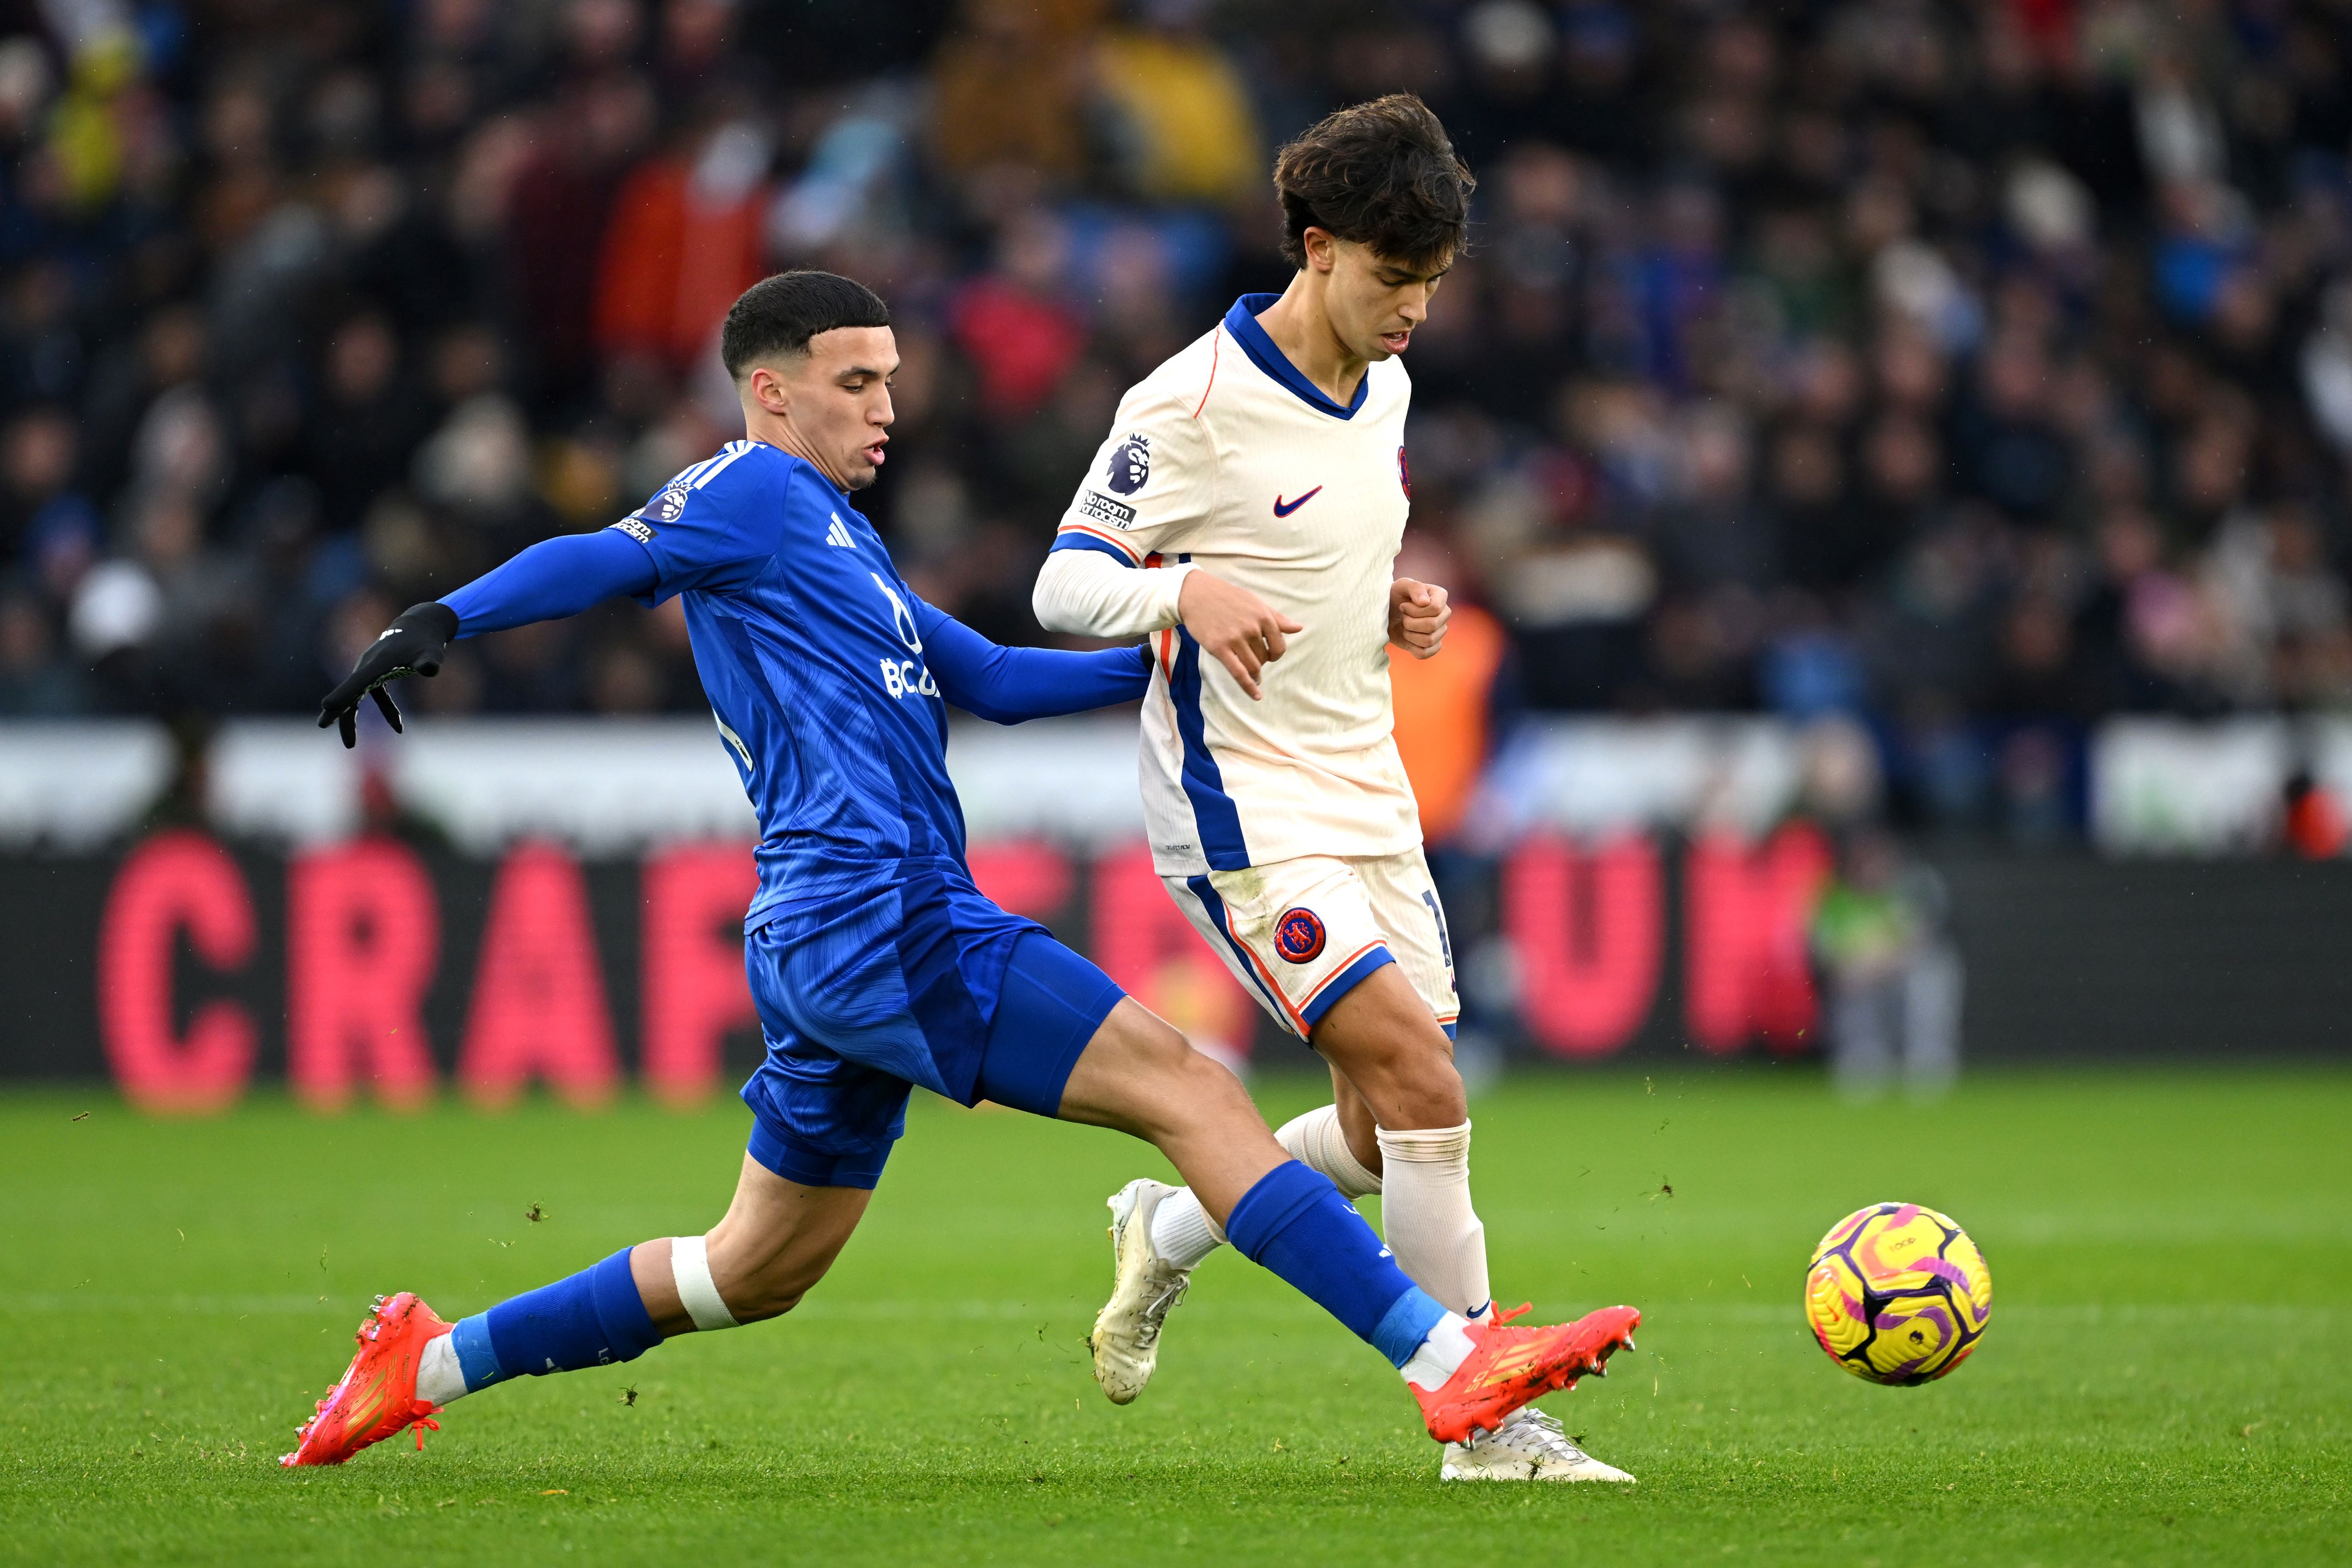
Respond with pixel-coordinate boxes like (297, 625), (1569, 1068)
(1163, 849), (1459, 1041)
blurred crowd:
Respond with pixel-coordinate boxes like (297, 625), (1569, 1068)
(8, 0), (2352, 833)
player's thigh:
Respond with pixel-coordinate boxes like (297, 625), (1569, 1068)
(1165, 857), (1393, 1041)
(1355, 846), (1460, 1034)
(1310, 963), (1461, 1118)
(970, 930), (1127, 1120)
(1056, 995), (1254, 1138)
(1304, 853), (1463, 1126)
(969, 929), (1257, 1141)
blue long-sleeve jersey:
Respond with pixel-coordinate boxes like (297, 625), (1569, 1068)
(442, 439), (1150, 928)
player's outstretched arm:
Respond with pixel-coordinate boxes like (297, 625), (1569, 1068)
(317, 529), (659, 746)
(1035, 550), (1298, 701)
(915, 598), (1153, 724)
(1032, 545), (1191, 638)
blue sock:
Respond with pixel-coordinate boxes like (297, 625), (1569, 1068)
(1223, 1160), (1450, 1368)
(447, 1247), (662, 1392)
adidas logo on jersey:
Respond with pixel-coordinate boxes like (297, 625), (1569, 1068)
(826, 513), (856, 548)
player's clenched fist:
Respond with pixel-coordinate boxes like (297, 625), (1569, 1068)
(317, 601), (459, 747)
(1388, 577), (1450, 659)
(1178, 570), (1303, 701)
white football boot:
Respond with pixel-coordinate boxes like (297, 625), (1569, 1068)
(1089, 1178), (1192, 1404)
(1439, 1404), (1636, 1482)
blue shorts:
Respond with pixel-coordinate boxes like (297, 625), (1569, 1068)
(737, 858), (1124, 1190)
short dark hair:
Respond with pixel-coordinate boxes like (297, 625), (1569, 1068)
(1273, 95), (1475, 273)
(720, 270), (891, 379)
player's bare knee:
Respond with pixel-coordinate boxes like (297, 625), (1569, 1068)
(724, 1252), (828, 1322)
(1399, 1053), (1467, 1126)
(704, 1216), (842, 1324)
(1346, 1045), (1465, 1129)
(1113, 1009), (1208, 1087)
(1125, 1024), (1255, 1138)
(1159, 1065), (1270, 1168)
(731, 1284), (807, 1323)
(1177, 1042), (1253, 1110)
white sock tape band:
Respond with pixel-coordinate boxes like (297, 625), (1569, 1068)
(671, 1234), (738, 1331)
(1374, 1119), (1473, 1163)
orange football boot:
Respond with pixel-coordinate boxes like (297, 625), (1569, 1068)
(1411, 1303), (1641, 1445)
(280, 1291), (451, 1467)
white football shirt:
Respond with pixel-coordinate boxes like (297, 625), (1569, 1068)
(1033, 293), (1421, 878)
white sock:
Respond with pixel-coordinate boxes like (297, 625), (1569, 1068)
(672, 1234), (739, 1331)
(1147, 1187), (1225, 1270)
(1400, 1311), (1477, 1392)
(1375, 1122), (1491, 1318)
(1275, 1104), (1382, 1198)
(416, 1332), (468, 1407)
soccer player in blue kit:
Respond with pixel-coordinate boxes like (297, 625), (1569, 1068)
(281, 271), (1636, 1470)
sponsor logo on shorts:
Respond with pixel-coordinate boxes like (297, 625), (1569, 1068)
(1105, 432), (1152, 495)
(1078, 491), (1138, 529)
(1274, 907), (1327, 964)
(610, 517), (658, 544)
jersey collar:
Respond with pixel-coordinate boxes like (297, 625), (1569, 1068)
(1222, 294), (1369, 421)
(757, 435), (863, 503)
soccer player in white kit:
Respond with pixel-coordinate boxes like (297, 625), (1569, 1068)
(1033, 96), (1633, 1482)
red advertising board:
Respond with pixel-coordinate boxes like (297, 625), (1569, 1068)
(30, 827), (1847, 1109)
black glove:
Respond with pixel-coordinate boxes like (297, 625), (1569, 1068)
(317, 602), (460, 748)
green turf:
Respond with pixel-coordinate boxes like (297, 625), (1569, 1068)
(2, 1069), (2347, 1566)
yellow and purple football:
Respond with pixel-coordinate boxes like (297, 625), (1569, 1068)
(1805, 1202), (1991, 1386)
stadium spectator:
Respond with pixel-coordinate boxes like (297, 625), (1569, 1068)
(1811, 827), (1962, 1100)
(1, 0), (2350, 843)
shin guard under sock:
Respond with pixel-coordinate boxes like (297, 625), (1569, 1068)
(449, 1247), (661, 1393)
(1375, 1122), (1491, 1318)
(1222, 1159), (1447, 1367)
(1154, 1104), (1380, 1272)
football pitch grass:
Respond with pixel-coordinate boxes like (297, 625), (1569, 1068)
(3, 1069), (2347, 1566)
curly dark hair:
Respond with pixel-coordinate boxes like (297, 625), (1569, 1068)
(1272, 94), (1475, 273)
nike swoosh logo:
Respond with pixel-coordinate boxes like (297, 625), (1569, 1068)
(1272, 486), (1323, 517)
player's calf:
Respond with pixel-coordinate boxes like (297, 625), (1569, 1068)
(284, 1163), (866, 1465)
(320, 1237), (770, 1449)
(1314, 969), (1491, 1318)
